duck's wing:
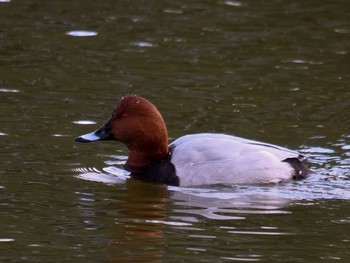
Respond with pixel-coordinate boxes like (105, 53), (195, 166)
(169, 133), (303, 185)
(169, 133), (304, 161)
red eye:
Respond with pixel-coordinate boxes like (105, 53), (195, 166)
(116, 112), (127, 120)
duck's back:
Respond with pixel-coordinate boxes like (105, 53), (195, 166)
(169, 133), (305, 186)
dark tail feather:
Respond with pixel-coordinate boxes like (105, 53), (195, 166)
(283, 158), (313, 180)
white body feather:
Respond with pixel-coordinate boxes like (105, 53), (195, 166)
(169, 133), (303, 186)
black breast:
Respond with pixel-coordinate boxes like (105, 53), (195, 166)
(124, 153), (180, 186)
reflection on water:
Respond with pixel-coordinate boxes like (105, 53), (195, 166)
(75, 152), (350, 262)
(76, 168), (350, 208)
(111, 180), (167, 263)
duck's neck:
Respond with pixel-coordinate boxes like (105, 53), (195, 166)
(125, 149), (167, 168)
(124, 139), (169, 168)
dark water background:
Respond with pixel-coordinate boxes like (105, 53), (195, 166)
(1, 0), (350, 262)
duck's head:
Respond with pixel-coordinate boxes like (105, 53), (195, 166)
(75, 96), (169, 168)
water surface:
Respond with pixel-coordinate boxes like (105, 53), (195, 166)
(1, 0), (350, 262)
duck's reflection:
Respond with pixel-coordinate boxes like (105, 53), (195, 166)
(112, 179), (167, 263)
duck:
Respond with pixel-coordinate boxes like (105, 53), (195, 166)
(75, 95), (312, 186)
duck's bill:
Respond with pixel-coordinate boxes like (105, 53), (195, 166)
(75, 118), (115, 142)
(75, 131), (102, 142)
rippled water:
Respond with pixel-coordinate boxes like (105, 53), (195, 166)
(1, 0), (350, 262)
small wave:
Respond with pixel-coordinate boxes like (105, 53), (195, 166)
(74, 166), (129, 185)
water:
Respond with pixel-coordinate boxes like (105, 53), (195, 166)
(1, 0), (350, 262)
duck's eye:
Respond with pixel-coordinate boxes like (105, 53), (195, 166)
(116, 112), (128, 119)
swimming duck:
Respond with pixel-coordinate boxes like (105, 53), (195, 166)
(75, 95), (312, 186)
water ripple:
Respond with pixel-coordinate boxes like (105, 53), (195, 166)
(0, 238), (14, 242)
(66, 30), (98, 37)
(130, 41), (156, 48)
(0, 88), (19, 92)
(72, 120), (96, 125)
(224, 1), (242, 7)
(334, 28), (350, 34)
(221, 256), (261, 262)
